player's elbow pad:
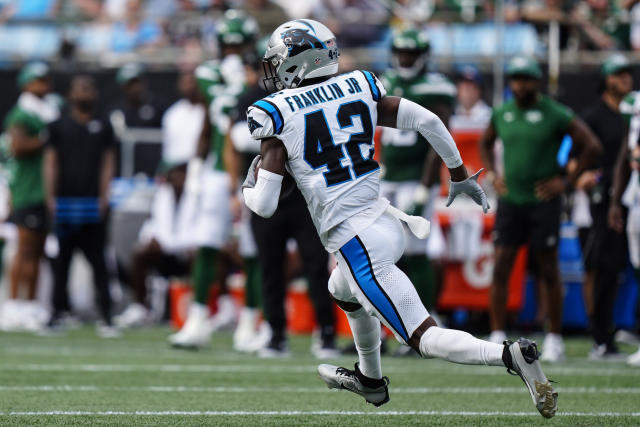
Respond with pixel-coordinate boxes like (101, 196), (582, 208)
(242, 168), (283, 218)
(396, 98), (463, 169)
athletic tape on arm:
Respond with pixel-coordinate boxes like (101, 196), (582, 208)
(242, 168), (283, 218)
(396, 98), (462, 169)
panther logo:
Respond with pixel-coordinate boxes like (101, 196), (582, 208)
(247, 116), (263, 133)
(281, 28), (326, 57)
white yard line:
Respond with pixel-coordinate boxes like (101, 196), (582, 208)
(0, 385), (639, 394)
(2, 363), (639, 377)
(2, 410), (640, 417)
(0, 346), (244, 360)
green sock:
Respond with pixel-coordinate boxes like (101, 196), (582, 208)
(244, 256), (262, 309)
(404, 255), (436, 310)
(193, 246), (219, 305)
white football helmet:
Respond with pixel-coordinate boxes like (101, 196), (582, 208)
(262, 19), (339, 91)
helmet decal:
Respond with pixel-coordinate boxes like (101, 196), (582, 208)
(281, 29), (327, 57)
(262, 19), (339, 90)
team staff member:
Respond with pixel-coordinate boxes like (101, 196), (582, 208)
(44, 76), (117, 337)
(579, 54), (632, 359)
(480, 56), (601, 362)
(111, 63), (166, 129)
(2, 62), (59, 331)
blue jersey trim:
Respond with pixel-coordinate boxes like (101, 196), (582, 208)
(339, 236), (409, 342)
(253, 99), (284, 135)
(360, 70), (381, 102)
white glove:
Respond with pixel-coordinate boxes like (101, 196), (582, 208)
(446, 168), (490, 213)
(185, 157), (203, 195)
(242, 155), (261, 191)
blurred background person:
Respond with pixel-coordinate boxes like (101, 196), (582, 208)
(0, 62), (59, 332)
(312, 0), (390, 48)
(44, 76), (117, 337)
(225, 40), (271, 353)
(452, 64), (491, 127)
(243, 0), (288, 36)
(110, 0), (164, 54)
(480, 56), (601, 362)
(170, 10), (259, 349)
(110, 63), (166, 130)
(610, 84), (640, 367)
(579, 53), (632, 360)
(114, 162), (195, 329)
(379, 28), (456, 354)
(159, 69), (210, 348)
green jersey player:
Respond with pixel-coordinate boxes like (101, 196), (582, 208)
(0, 63), (59, 332)
(168, 10), (259, 349)
(379, 28), (456, 316)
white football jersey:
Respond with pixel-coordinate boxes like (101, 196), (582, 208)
(247, 70), (388, 251)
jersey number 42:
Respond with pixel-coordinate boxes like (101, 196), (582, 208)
(304, 100), (379, 187)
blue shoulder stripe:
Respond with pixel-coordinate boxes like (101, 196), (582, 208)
(252, 99), (284, 135)
(360, 70), (381, 102)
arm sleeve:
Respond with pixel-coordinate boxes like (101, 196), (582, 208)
(396, 97), (463, 169)
(242, 168), (283, 218)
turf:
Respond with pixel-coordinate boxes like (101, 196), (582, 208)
(0, 327), (638, 426)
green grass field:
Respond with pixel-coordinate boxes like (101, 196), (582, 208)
(0, 327), (639, 426)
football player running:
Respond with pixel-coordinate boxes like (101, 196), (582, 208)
(242, 20), (557, 418)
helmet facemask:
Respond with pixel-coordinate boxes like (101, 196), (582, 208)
(392, 48), (428, 80)
(262, 56), (284, 92)
(390, 29), (431, 80)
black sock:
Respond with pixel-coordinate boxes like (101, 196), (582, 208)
(502, 344), (514, 369)
(355, 363), (386, 388)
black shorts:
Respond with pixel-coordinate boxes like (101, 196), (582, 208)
(493, 198), (561, 250)
(155, 254), (191, 278)
(9, 204), (48, 232)
(580, 202), (627, 272)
